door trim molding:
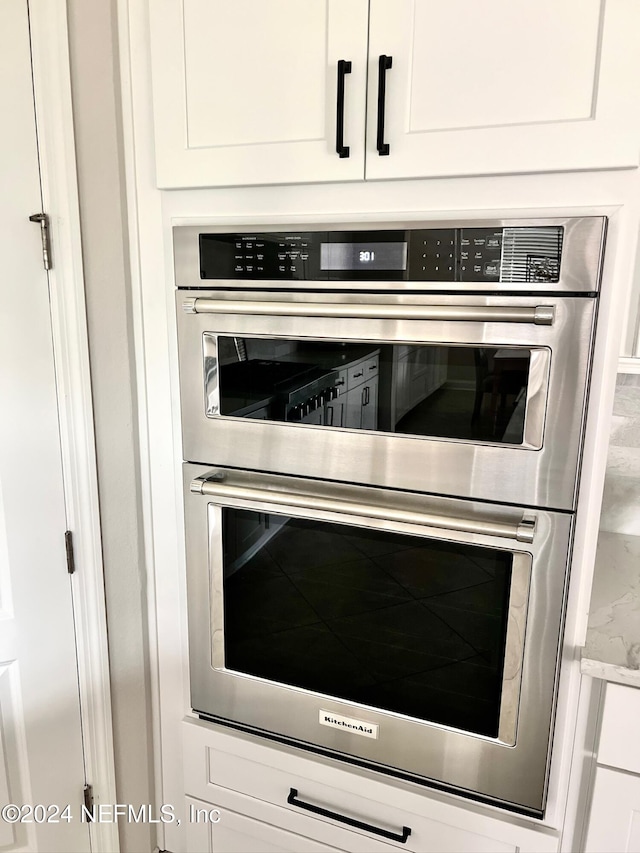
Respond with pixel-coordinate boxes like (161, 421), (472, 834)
(28, 3), (119, 851)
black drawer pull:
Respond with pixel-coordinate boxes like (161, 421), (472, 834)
(376, 54), (393, 155)
(287, 788), (411, 844)
(336, 59), (352, 158)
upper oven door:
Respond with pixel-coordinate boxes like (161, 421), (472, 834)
(176, 290), (596, 510)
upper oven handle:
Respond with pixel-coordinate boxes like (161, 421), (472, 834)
(182, 299), (555, 326)
(190, 476), (537, 544)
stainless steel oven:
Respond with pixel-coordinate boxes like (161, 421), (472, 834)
(173, 216), (605, 817)
(183, 463), (572, 816)
(175, 218), (604, 509)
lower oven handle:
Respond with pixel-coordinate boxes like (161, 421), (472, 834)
(183, 298), (555, 326)
(191, 477), (537, 543)
(287, 788), (411, 844)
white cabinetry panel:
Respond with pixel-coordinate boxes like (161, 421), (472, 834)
(149, 0), (369, 187)
(185, 796), (347, 853)
(598, 683), (640, 774)
(184, 1), (327, 149)
(584, 767), (640, 853)
(366, 0), (640, 180)
(408, 0), (600, 132)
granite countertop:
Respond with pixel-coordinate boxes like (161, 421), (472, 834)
(581, 372), (640, 688)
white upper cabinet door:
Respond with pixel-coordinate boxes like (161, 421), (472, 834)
(365, 0), (640, 180)
(149, 0), (369, 188)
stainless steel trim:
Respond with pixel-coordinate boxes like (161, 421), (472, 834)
(497, 553), (531, 745)
(534, 306), (555, 325)
(521, 349), (550, 449)
(185, 298), (556, 326)
(192, 475), (537, 543)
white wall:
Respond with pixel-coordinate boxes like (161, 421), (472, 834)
(66, 2), (155, 851)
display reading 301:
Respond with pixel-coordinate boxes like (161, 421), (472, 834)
(0, 802), (221, 826)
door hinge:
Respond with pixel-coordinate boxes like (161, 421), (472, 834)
(83, 783), (94, 814)
(29, 212), (52, 270)
(65, 530), (76, 575)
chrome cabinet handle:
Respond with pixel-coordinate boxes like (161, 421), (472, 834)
(336, 59), (352, 158)
(287, 788), (411, 844)
(376, 54), (393, 156)
(183, 299), (555, 326)
(191, 477), (537, 543)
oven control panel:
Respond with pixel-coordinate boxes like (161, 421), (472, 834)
(197, 226), (564, 283)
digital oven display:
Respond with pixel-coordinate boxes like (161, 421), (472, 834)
(320, 241), (408, 271)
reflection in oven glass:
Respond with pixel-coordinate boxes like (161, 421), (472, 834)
(216, 337), (532, 444)
(223, 510), (512, 738)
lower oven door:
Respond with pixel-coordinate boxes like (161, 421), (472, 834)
(176, 289), (596, 510)
(184, 463), (573, 816)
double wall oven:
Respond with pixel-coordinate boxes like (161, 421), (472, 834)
(174, 217), (605, 817)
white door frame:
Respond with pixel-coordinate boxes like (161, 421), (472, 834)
(28, 2), (118, 851)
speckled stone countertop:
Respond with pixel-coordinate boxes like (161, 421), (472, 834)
(581, 372), (640, 688)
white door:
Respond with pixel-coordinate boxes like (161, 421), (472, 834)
(148, 0), (369, 188)
(0, 2), (89, 850)
(366, 0), (640, 180)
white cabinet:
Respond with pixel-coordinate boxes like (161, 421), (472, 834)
(360, 374), (379, 431)
(183, 719), (560, 853)
(583, 684), (640, 852)
(366, 0), (640, 181)
(338, 352), (379, 430)
(390, 346), (447, 428)
(149, 0), (640, 188)
(148, 0), (369, 188)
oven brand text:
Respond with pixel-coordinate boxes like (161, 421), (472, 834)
(319, 710), (379, 739)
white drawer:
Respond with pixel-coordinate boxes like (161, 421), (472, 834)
(334, 367), (348, 394)
(347, 356), (379, 390)
(347, 361), (368, 390)
(185, 790), (391, 853)
(364, 355), (379, 377)
(183, 719), (559, 853)
(598, 683), (640, 774)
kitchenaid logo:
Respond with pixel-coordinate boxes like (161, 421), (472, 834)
(319, 711), (379, 739)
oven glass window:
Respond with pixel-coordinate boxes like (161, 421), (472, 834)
(222, 510), (513, 738)
(215, 337), (533, 445)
